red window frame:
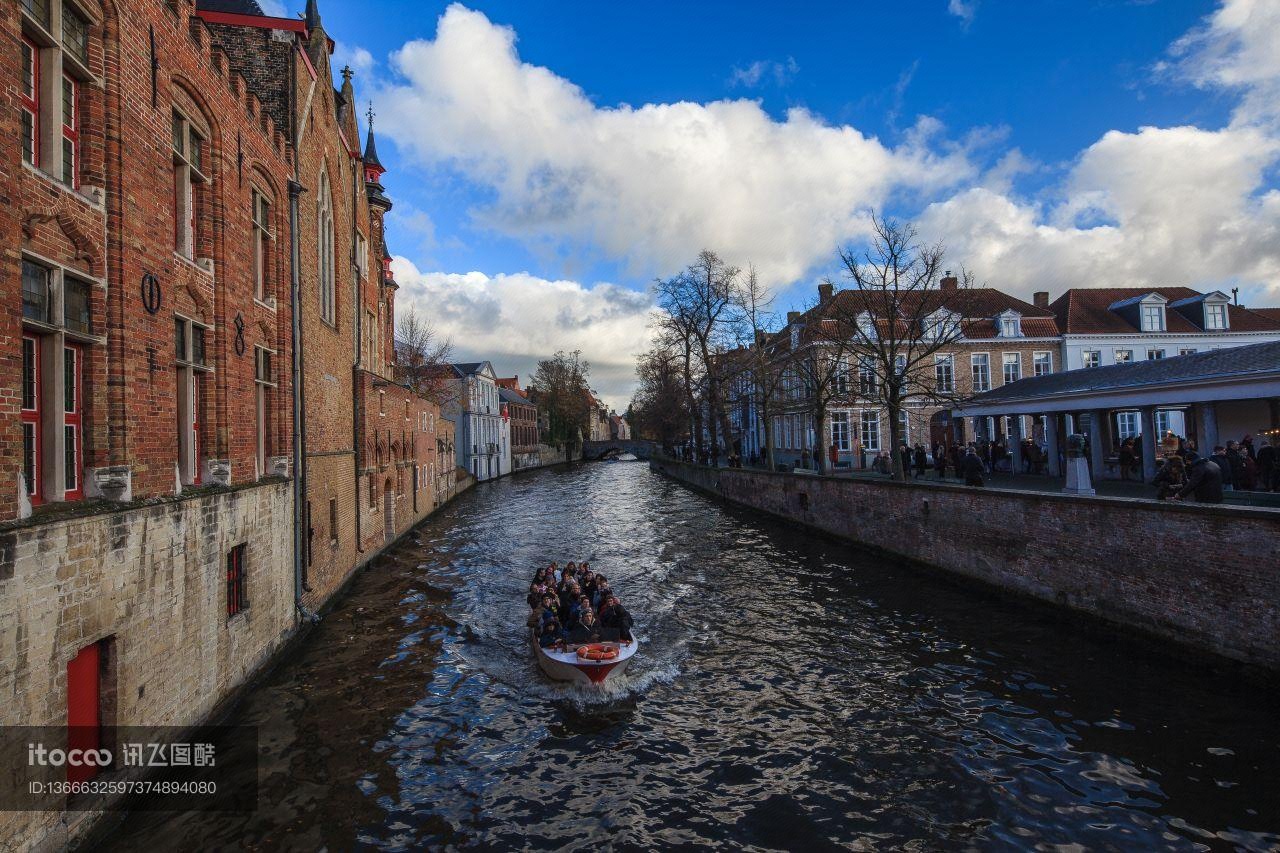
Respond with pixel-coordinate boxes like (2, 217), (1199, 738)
(64, 343), (83, 499)
(21, 38), (39, 166)
(61, 74), (79, 188)
(21, 335), (42, 504)
(226, 544), (247, 618)
(192, 372), (204, 485)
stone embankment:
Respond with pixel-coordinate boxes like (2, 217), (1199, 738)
(651, 457), (1280, 672)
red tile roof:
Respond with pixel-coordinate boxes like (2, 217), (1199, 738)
(1049, 287), (1280, 334)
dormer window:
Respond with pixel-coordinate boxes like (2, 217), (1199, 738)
(856, 311), (876, 341)
(997, 310), (1022, 338)
(1140, 303), (1165, 332)
(925, 310), (960, 340)
(1205, 302), (1228, 330)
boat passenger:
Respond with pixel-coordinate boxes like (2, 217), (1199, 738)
(527, 583), (545, 609)
(567, 611), (601, 644)
(561, 562), (577, 583)
(591, 579), (611, 610)
(538, 619), (564, 649)
(599, 595), (633, 643)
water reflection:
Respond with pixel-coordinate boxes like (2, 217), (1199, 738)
(101, 462), (1279, 851)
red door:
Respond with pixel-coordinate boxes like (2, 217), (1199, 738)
(66, 642), (100, 783)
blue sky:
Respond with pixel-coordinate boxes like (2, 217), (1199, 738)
(272, 0), (1280, 408)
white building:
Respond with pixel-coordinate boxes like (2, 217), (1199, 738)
(1050, 287), (1280, 437)
(443, 362), (503, 481)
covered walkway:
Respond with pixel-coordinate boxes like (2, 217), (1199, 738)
(952, 340), (1280, 486)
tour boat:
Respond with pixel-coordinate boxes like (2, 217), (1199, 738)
(530, 632), (639, 685)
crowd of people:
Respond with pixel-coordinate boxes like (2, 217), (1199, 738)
(527, 561), (634, 649)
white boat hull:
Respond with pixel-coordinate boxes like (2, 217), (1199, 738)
(531, 632), (638, 685)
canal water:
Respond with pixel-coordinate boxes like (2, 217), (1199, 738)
(99, 462), (1279, 851)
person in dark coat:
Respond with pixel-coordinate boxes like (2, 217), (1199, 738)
(1119, 438), (1136, 481)
(934, 443), (948, 479)
(538, 618), (564, 648)
(1257, 439), (1276, 491)
(567, 610), (601, 645)
(1152, 456), (1186, 501)
(599, 595), (634, 642)
(1210, 446), (1233, 490)
(912, 445), (928, 479)
(898, 444), (911, 477)
(960, 448), (985, 487)
(1225, 441), (1249, 490)
(1173, 454), (1224, 504)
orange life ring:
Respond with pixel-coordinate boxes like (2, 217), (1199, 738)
(576, 643), (618, 661)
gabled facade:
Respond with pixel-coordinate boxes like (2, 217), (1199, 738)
(750, 278), (1062, 469)
(443, 361), (502, 480)
(498, 378), (540, 471)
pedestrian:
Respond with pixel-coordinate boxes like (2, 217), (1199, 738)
(1172, 453), (1224, 504)
(1119, 438), (1135, 481)
(829, 442), (839, 471)
(934, 443), (948, 480)
(1152, 456), (1186, 501)
(1210, 445), (1234, 491)
(1257, 439), (1276, 492)
(898, 443), (911, 478)
(912, 444), (928, 478)
(960, 447), (985, 487)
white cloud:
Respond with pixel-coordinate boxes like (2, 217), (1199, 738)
(334, 42), (375, 80)
(1164, 0), (1280, 126)
(947, 0), (977, 29)
(374, 4), (976, 287)
(729, 57), (799, 89)
(391, 258), (656, 410)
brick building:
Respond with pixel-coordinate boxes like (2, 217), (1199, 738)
(497, 376), (539, 471)
(745, 277), (1061, 469)
(0, 1), (458, 847)
(198, 0), (448, 610)
(1, 0), (299, 847)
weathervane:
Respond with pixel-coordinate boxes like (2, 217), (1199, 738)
(367, 100), (375, 129)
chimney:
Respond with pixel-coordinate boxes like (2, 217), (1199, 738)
(818, 281), (833, 305)
(1033, 291), (1049, 309)
(940, 271), (958, 292)
(787, 311), (801, 323)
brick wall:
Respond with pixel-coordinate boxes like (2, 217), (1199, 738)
(652, 458), (1280, 670)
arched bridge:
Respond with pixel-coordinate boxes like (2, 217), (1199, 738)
(581, 439), (658, 461)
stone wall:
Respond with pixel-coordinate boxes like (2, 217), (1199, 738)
(651, 458), (1280, 670)
(0, 481), (295, 850)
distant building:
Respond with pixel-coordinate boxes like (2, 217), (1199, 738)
(1049, 287), (1280, 436)
(498, 377), (540, 471)
(441, 361), (503, 480)
(609, 412), (631, 440)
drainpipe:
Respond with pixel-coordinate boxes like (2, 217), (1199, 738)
(289, 177), (310, 617)
(352, 144), (364, 555)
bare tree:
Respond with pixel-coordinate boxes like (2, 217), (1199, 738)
(816, 214), (975, 480)
(529, 350), (592, 447)
(732, 265), (790, 470)
(630, 341), (690, 449)
(655, 250), (741, 459)
(395, 306), (456, 406)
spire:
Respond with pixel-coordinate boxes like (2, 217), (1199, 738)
(304, 0), (321, 30)
(363, 102), (385, 174)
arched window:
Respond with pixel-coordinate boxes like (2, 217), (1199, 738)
(317, 170), (335, 324)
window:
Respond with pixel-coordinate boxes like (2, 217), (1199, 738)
(329, 498), (338, 545)
(226, 544), (247, 618)
(1155, 410), (1173, 437)
(355, 232), (368, 279)
(175, 316), (210, 486)
(1179, 347), (1197, 357)
(252, 190), (272, 303)
(255, 347), (276, 476)
(1140, 303), (1165, 332)
(21, 38), (39, 166)
(856, 312), (876, 341)
(22, 260), (51, 324)
(61, 74), (79, 187)
(971, 353), (991, 393)
(63, 344), (82, 498)
(858, 357), (877, 396)
(894, 354), (906, 379)
(859, 410), (880, 451)
(22, 336), (42, 503)
(1113, 349), (1132, 364)
(22, 1), (93, 185)
(172, 110), (208, 259)
(934, 355), (954, 393)
(64, 277), (90, 334)
(898, 409), (909, 445)
(1002, 352), (1021, 385)
(1147, 348), (1165, 361)
(1082, 350), (1101, 369)
(1204, 303), (1228, 330)
(999, 314), (1021, 337)
(317, 171), (335, 325)
(1033, 351), (1053, 377)
(1116, 411), (1139, 440)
